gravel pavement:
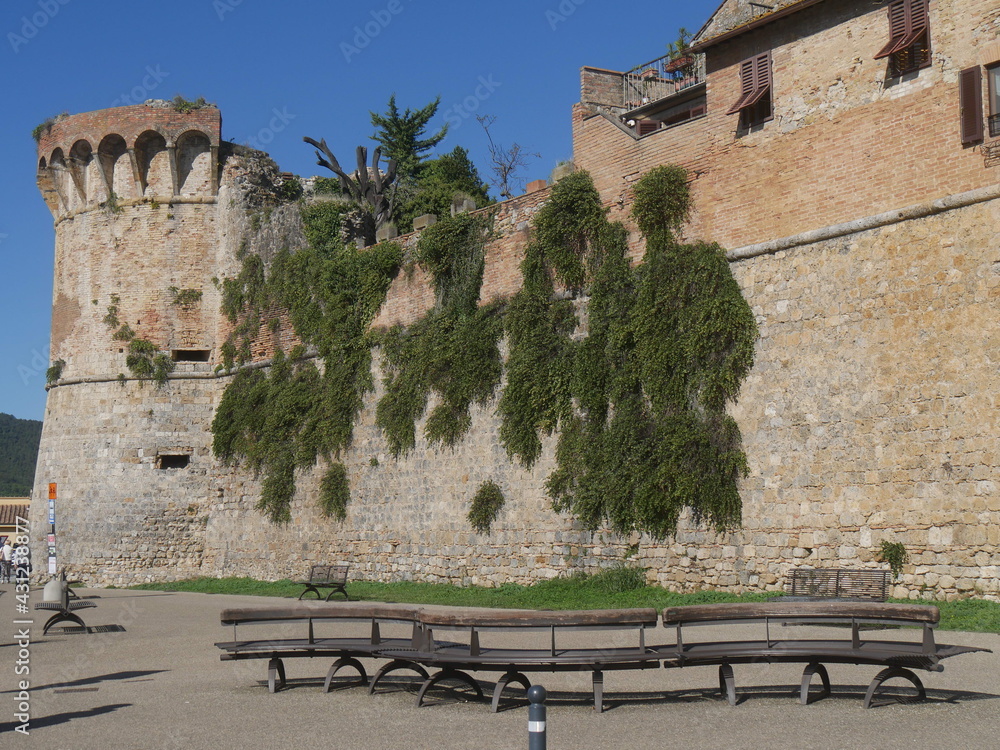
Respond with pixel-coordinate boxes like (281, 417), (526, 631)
(1, 587), (998, 749)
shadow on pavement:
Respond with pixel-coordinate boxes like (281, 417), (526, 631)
(0, 702), (132, 732)
(1, 669), (168, 694)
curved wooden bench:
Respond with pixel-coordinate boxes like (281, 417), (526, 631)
(217, 602), (423, 692)
(660, 602), (989, 708)
(378, 607), (661, 712)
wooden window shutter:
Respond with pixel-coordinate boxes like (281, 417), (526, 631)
(727, 58), (757, 114)
(755, 51), (772, 94)
(636, 119), (660, 136)
(875, 0), (929, 59)
(959, 66), (984, 144)
(727, 53), (771, 114)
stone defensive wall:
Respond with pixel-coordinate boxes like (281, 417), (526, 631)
(30, 0), (1000, 606)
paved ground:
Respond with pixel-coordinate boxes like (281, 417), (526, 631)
(1, 586), (998, 749)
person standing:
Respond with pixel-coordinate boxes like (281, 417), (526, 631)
(0, 538), (12, 583)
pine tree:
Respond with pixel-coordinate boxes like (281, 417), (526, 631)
(370, 95), (449, 179)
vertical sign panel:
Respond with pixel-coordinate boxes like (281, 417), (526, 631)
(48, 482), (57, 573)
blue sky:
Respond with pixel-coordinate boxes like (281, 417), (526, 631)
(0, 0), (718, 422)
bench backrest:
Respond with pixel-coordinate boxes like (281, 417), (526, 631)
(662, 601), (939, 627)
(309, 563), (349, 585)
(787, 568), (890, 600)
(418, 607), (658, 629)
(221, 601), (420, 626)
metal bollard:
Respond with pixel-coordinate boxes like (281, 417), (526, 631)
(527, 684), (547, 750)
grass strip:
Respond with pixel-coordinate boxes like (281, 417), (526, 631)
(128, 573), (1000, 632)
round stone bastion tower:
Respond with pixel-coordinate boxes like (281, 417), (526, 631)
(31, 102), (226, 582)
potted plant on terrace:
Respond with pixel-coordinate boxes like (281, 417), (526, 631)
(663, 27), (693, 74)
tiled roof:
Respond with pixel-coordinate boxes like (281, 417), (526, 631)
(0, 503), (30, 526)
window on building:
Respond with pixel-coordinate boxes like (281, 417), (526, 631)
(727, 52), (772, 129)
(988, 64), (1000, 138)
(874, 0), (931, 77)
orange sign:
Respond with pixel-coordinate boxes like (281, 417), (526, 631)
(48, 482), (57, 499)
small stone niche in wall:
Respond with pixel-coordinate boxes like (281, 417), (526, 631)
(171, 350), (210, 362)
(156, 453), (191, 469)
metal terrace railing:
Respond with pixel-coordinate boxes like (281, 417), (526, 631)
(622, 52), (706, 111)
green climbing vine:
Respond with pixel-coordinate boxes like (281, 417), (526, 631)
(102, 294), (175, 387)
(212, 199), (402, 522)
(500, 167), (758, 540)
(877, 540), (909, 579)
(46, 359), (65, 385)
(211, 163), (756, 537)
(375, 211), (503, 455)
(467, 479), (505, 534)
(169, 286), (203, 307)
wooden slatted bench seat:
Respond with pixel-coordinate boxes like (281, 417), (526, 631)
(296, 563), (350, 602)
(660, 602), (990, 708)
(785, 568), (891, 601)
(376, 607), (661, 712)
(217, 602), (422, 692)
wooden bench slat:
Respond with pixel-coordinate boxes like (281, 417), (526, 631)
(220, 602), (421, 625)
(418, 607), (658, 629)
(662, 602), (940, 625)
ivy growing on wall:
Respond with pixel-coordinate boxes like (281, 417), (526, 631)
(467, 479), (505, 534)
(211, 164), (756, 537)
(501, 167), (758, 539)
(375, 211), (503, 454)
(102, 294), (175, 387)
(211, 201), (402, 522)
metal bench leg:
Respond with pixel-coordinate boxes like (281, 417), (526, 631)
(800, 662), (831, 705)
(719, 663), (737, 706)
(415, 669), (484, 707)
(593, 669), (605, 713)
(324, 586), (350, 602)
(863, 667), (925, 709)
(492, 671), (531, 713)
(323, 657), (369, 692)
(369, 659), (430, 695)
(298, 586), (320, 601)
(267, 657), (286, 693)
(42, 610), (87, 635)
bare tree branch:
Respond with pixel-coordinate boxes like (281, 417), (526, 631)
(477, 115), (540, 200)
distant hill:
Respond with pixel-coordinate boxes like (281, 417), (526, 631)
(0, 413), (42, 496)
